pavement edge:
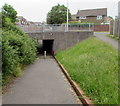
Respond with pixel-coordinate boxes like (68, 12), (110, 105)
(54, 56), (95, 106)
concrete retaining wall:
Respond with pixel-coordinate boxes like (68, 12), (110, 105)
(27, 31), (93, 53)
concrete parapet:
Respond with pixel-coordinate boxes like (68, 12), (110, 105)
(27, 31), (93, 53)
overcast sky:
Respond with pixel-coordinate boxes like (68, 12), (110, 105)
(0, 0), (119, 22)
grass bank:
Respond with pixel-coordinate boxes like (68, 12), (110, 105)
(56, 37), (118, 104)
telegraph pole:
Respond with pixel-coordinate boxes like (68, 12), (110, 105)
(67, 0), (69, 32)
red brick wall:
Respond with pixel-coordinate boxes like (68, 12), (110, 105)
(94, 25), (109, 32)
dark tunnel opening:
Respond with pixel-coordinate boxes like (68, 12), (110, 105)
(40, 40), (54, 56)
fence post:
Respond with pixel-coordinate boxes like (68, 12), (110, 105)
(110, 21), (114, 35)
(113, 21), (115, 35)
(65, 24), (67, 32)
(118, 19), (120, 38)
(89, 23), (91, 31)
(113, 20), (119, 37)
(93, 24), (95, 31)
(43, 24), (45, 32)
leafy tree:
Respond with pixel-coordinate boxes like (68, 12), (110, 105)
(2, 4), (17, 23)
(47, 4), (71, 24)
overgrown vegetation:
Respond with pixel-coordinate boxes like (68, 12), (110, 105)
(1, 4), (38, 85)
(106, 34), (120, 41)
(56, 37), (118, 104)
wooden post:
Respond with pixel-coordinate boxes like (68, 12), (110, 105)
(110, 21), (114, 35)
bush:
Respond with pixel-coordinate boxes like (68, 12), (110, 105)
(2, 19), (38, 85)
(1, 4), (38, 86)
(2, 39), (20, 76)
(3, 17), (24, 35)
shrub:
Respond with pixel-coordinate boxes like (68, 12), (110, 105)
(2, 39), (20, 76)
(2, 20), (38, 85)
(1, 4), (38, 85)
(3, 17), (24, 35)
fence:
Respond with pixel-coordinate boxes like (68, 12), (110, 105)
(110, 20), (120, 37)
(18, 24), (94, 33)
(94, 25), (109, 32)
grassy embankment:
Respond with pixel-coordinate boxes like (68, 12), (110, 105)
(56, 37), (118, 104)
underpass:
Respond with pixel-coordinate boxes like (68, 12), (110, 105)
(3, 24), (94, 104)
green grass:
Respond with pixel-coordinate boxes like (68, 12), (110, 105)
(106, 34), (120, 41)
(56, 37), (118, 104)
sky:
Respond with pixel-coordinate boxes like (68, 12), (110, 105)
(0, 0), (119, 22)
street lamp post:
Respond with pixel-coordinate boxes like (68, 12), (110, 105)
(67, 0), (69, 32)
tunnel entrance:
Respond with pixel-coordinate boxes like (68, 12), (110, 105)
(41, 40), (54, 55)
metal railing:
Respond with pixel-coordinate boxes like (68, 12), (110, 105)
(18, 23), (94, 33)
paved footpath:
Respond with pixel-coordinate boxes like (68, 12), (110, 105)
(94, 32), (119, 49)
(3, 56), (82, 104)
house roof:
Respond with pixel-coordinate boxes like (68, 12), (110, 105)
(76, 8), (107, 17)
(17, 16), (27, 20)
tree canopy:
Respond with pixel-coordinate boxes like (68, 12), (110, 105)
(47, 4), (71, 24)
(2, 4), (17, 23)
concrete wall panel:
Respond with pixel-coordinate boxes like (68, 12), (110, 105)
(26, 31), (93, 53)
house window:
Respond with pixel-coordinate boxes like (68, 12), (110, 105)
(79, 17), (86, 19)
(97, 16), (102, 20)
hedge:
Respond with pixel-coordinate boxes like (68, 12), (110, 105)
(2, 19), (38, 85)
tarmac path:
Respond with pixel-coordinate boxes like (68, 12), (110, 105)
(3, 56), (82, 104)
(94, 32), (119, 49)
